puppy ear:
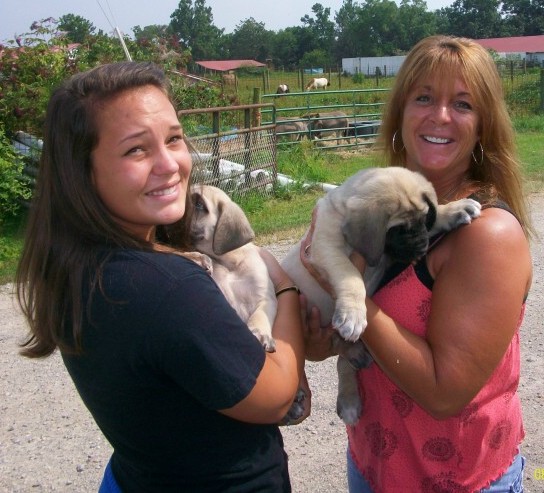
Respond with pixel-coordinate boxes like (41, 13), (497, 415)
(341, 199), (388, 266)
(213, 199), (255, 255)
(423, 194), (437, 231)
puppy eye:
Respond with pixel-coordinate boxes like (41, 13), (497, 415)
(194, 197), (207, 212)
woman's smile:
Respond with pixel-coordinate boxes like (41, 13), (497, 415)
(91, 85), (192, 240)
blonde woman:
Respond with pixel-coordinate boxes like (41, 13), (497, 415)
(305, 35), (532, 492)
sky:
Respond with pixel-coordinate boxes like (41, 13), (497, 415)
(1, 0), (453, 43)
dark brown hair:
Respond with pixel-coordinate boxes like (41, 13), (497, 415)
(16, 61), (195, 357)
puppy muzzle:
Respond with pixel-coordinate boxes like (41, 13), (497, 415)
(384, 223), (429, 264)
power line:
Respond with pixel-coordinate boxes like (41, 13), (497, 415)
(95, 0), (115, 31)
(102, 0), (120, 32)
(95, 0), (132, 61)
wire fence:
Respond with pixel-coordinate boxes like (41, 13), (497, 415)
(189, 127), (277, 198)
(179, 103), (278, 198)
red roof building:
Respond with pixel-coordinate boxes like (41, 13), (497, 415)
(475, 35), (544, 64)
(195, 60), (266, 72)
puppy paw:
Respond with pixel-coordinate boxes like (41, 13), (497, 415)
(448, 198), (482, 226)
(332, 303), (367, 342)
(182, 251), (213, 274)
(337, 392), (362, 425)
(280, 388), (306, 425)
(199, 254), (213, 275)
(251, 330), (276, 353)
(458, 198), (482, 222)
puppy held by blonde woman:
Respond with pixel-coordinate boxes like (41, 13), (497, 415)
(303, 35), (533, 492)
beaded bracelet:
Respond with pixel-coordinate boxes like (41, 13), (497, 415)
(275, 286), (301, 297)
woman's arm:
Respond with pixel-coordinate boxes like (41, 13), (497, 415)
(219, 248), (306, 423)
(361, 208), (532, 419)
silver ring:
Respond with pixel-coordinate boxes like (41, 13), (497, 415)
(304, 244), (311, 256)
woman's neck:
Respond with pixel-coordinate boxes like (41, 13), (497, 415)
(435, 175), (474, 204)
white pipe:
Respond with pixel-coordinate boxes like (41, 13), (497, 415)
(276, 173), (337, 192)
(194, 152), (337, 192)
(115, 27), (132, 61)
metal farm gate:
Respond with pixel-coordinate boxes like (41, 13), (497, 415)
(261, 88), (389, 151)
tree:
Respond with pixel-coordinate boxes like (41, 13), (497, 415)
(397, 0), (437, 52)
(227, 18), (273, 61)
(335, 0), (367, 58)
(301, 3), (336, 45)
(0, 24), (82, 137)
(289, 25), (319, 63)
(131, 24), (191, 70)
(335, 0), (406, 58)
(501, 0), (544, 36)
(436, 0), (503, 38)
(361, 0), (403, 56)
(133, 24), (173, 43)
(58, 14), (96, 43)
(300, 3), (336, 64)
(299, 48), (330, 68)
(169, 0), (224, 60)
(271, 29), (300, 69)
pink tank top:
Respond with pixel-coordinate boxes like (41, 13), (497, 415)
(348, 264), (525, 493)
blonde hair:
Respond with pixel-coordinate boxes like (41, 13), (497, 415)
(376, 35), (532, 238)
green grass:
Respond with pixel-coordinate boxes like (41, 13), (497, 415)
(0, 214), (26, 284)
(513, 115), (544, 188)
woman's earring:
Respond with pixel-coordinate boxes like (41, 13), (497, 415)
(392, 130), (404, 153)
(472, 141), (484, 166)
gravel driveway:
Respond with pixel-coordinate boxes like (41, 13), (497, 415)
(1, 192), (543, 493)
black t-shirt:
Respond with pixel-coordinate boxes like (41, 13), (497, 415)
(62, 250), (290, 492)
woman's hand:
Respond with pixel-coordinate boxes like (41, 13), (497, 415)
(298, 294), (337, 362)
(299, 204), (367, 293)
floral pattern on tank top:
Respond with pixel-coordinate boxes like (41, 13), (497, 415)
(347, 263), (525, 493)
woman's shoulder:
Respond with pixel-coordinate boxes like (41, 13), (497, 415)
(455, 204), (527, 248)
(428, 201), (530, 281)
(106, 249), (212, 286)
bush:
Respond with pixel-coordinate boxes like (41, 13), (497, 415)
(0, 41), (81, 138)
(0, 126), (32, 224)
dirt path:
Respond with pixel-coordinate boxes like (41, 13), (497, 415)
(1, 192), (543, 492)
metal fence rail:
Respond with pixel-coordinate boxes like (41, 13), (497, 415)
(262, 88), (388, 150)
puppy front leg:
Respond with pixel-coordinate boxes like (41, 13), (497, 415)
(246, 298), (277, 352)
(330, 267), (368, 342)
(311, 218), (368, 342)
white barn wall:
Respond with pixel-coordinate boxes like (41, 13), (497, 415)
(343, 46), (544, 76)
(342, 56), (406, 76)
